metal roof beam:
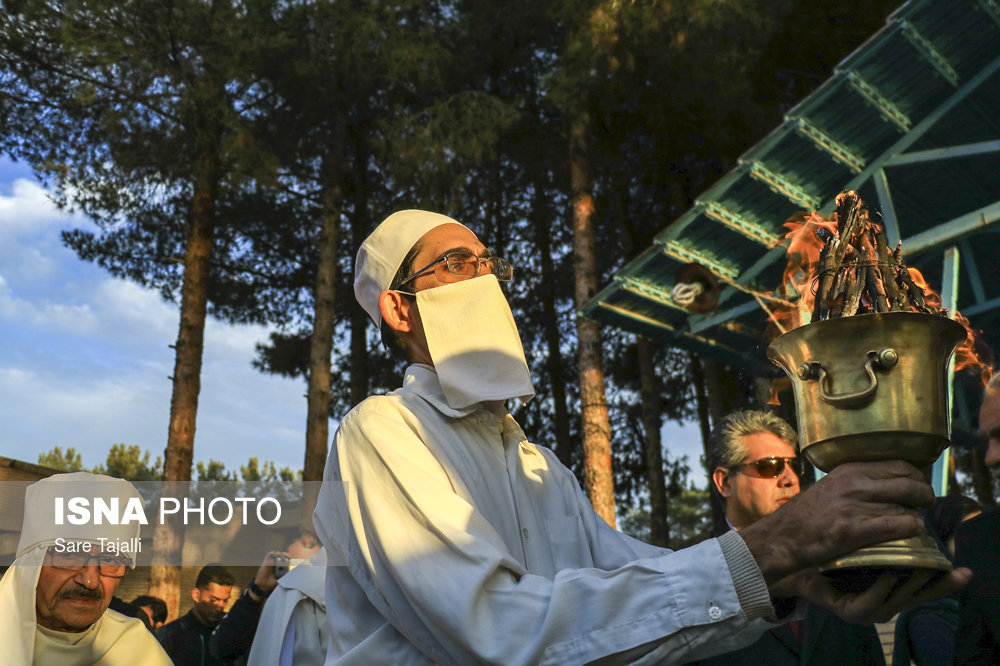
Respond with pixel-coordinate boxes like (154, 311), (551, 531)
(885, 139), (1000, 166)
(963, 295), (1000, 317)
(899, 20), (960, 86)
(846, 71), (912, 131)
(959, 238), (987, 305)
(712, 244), (788, 310)
(902, 200), (1000, 255)
(593, 301), (680, 335)
(977, 0), (1000, 27)
(823, 52), (1000, 213)
(656, 240), (739, 280)
(872, 167), (901, 246)
(793, 117), (866, 173)
(698, 200), (780, 247)
(689, 299), (761, 334)
(745, 161), (822, 211)
(591, 301), (775, 373)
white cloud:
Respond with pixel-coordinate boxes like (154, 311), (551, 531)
(0, 168), (312, 475)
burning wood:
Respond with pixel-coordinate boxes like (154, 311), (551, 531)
(774, 190), (993, 385)
(808, 191), (939, 321)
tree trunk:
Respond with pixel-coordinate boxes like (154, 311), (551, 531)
(349, 150), (371, 409)
(700, 358), (749, 526)
(533, 191), (572, 464)
(569, 115), (616, 527)
(690, 353), (723, 526)
(638, 337), (668, 546)
(151, 148), (219, 620)
(302, 184), (339, 528)
(349, 280), (368, 407)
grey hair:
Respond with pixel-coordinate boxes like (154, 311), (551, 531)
(708, 409), (799, 472)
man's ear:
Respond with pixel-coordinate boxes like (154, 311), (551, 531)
(712, 467), (733, 499)
(191, 587), (201, 604)
(379, 290), (415, 334)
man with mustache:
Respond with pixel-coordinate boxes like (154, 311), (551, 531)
(0, 472), (171, 665)
(691, 409), (885, 665)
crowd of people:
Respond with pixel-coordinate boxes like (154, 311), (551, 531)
(1, 210), (998, 664)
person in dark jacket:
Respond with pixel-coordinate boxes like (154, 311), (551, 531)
(131, 594), (168, 631)
(690, 409), (886, 666)
(951, 371), (1000, 665)
(156, 564), (235, 665)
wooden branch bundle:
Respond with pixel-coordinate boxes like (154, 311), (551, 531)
(811, 191), (939, 321)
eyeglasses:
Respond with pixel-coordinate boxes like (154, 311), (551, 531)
(732, 456), (803, 479)
(398, 250), (514, 287)
(46, 547), (132, 578)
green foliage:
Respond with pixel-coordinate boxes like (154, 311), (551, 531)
(239, 457), (297, 485)
(619, 484), (713, 550)
(37, 445), (299, 490)
(37, 446), (85, 473)
(196, 459), (236, 482)
(667, 485), (714, 548)
(93, 444), (163, 481)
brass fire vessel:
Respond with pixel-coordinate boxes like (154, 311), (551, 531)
(767, 311), (965, 588)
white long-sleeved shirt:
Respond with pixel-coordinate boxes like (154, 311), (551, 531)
(314, 365), (776, 665)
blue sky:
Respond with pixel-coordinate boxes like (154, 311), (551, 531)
(0, 157), (307, 473)
(0, 155), (704, 480)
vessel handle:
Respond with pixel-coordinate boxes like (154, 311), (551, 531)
(797, 348), (898, 408)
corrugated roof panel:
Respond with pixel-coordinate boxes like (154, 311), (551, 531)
(584, 0), (1000, 389)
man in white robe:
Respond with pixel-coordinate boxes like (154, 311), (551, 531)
(313, 210), (970, 664)
(247, 546), (328, 666)
(0, 472), (172, 665)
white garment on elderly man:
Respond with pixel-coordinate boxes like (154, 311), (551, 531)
(313, 365), (777, 665)
(0, 472), (170, 666)
(248, 547), (328, 666)
(416, 274), (534, 409)
(33, 610), (166, 666)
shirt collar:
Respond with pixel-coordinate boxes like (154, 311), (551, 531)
(402, 364), (505, 419)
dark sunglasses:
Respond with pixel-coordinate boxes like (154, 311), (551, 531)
(733, 456), (803, 479)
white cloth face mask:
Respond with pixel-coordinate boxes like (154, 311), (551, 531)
(416, 274), (535, 410)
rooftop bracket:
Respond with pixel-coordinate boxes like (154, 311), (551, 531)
(746, 161), (822, 211)
(793, 117), (866, 173)
(846, 71), (912, 131)
(699, 200), (781, 248)
(656, 240), (739, 280)
(899, 20), (960, 87)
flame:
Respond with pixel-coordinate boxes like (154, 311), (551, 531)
(907, 267), (993, 383)
(774, 211), (838, 331)
(907, 267), (941, 309)
(769, 193), (994, 386)
(767, 376), (791, 405)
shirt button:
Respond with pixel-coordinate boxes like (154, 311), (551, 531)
(708, 605), (722, 620)
(521, 528), (529, 539)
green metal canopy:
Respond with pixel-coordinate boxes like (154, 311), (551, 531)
(582, 0), (1000, 381)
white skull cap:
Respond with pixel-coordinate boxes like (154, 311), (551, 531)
(15, 471), (144, 560)
(354, 209), (470, 327)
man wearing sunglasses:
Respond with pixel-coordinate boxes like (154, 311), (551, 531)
(692, 410), (885, 665)
(0, 472), (171, 665)
(314, 209), (969, 665)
